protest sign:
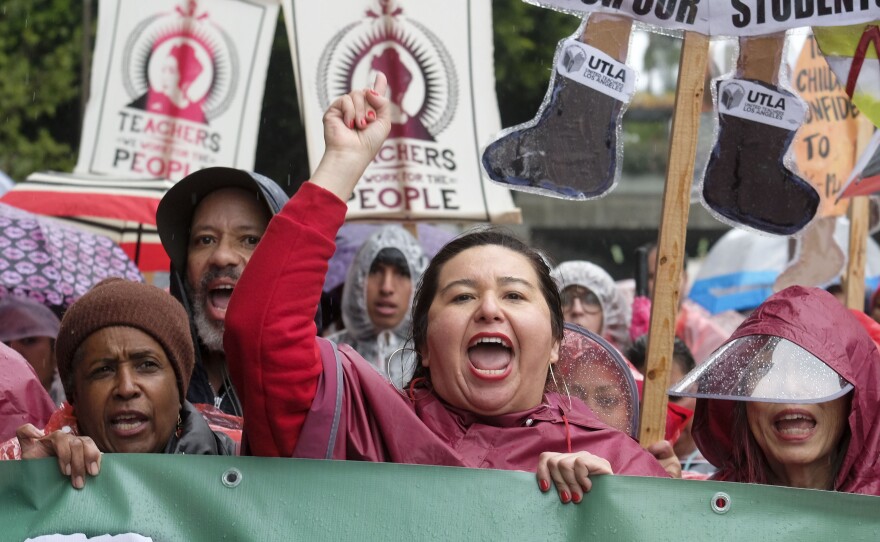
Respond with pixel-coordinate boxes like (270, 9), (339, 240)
(75, 0), (278, 181)
(792, 36), (860, 217)
(284, 0), (520, 222)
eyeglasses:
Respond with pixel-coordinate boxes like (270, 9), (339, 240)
(561, 288), (602, 314)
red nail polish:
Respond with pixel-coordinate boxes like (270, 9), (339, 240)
(367, 110), (375, 120)
(369, 89), (379, 96)
(359, 118), (367, 128)
(348, 120), (354, 129)
(572, 492), (582, 504)
(561, 491), (571, 503)
(539, 479), (550, 492)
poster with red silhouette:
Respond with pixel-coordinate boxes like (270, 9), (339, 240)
(284, 0), (520, 222)
(75, 0), (278, 181)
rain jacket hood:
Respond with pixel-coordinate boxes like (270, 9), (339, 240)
(0, 343), (55, 442)
(157, 167), (289, 272)
(551, 261), (631, 348)
(332, 226), (427, 385)
(693, 286), (880, 494)
(156, 168), (289, 415)
(547, 324), (640, 438)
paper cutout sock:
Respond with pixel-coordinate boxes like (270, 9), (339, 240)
(701, 34), (819, 235)
(482, 15), (633, 200)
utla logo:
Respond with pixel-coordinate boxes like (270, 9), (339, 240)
(720, 83), (745, 110)
(122, 0), (238, 125)
(747, 91), (786, 110)
(317, 0), (458, 142)
(561, 45), (587, 73)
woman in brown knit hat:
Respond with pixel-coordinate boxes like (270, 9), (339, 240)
(16, 278), (235, 488)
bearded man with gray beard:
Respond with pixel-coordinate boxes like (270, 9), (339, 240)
(157, 167), (289, 415)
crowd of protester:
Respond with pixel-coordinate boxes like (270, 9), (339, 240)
(2, 76), (878, 502)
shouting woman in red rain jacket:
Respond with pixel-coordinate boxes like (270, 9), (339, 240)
(224, 74), (668, 506)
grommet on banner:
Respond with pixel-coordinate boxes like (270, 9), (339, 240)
(711, 492), (731, 514)
(221, 468), (242, 488)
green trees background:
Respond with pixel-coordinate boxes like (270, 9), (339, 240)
(0, 0), (84, 181)
(0, 0), (663, 187)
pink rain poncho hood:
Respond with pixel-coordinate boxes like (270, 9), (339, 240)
(551, 261), (631, 349)
(691, 286), (880, 494)
(0, 343), (55, 441)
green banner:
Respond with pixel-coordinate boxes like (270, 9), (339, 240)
(2, 456), (879, 540)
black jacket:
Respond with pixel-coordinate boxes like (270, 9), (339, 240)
(163, 401), (236, 455)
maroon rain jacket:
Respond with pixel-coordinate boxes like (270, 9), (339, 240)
(693, 286), (880, 495)
(227, 182), (667, 477)
(0, 343), (55, 442)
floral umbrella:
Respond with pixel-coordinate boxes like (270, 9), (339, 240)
(0, 203), (143, 313)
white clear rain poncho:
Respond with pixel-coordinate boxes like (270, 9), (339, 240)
(546, 323), (640, 438)
(669, 333), (852, 404)
(329, 226), (427, 388)
(551, 260), (632, 350)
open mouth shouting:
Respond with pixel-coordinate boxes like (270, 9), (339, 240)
(109, 411), (150, 438)
(206, 279), (236, 321)
(773, 410), (817, 441)
(467, 333), (514, 381)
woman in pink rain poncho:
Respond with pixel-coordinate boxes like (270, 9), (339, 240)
(671, 286), (880, 494)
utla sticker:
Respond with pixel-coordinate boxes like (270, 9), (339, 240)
(556, 39), (636, 104)
(717, 79), (805, 130)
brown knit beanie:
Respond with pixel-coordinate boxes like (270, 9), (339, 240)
(56, 278), (194, 404)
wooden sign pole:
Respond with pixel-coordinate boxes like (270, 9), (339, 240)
(845, 197), (869, 309)
(844, 117), (877, 310)
(639, 31), (709, 447)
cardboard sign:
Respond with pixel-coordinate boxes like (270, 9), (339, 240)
(75, 0), (278, 180)
(284, 0), (520, 222)
(792, 36), (860, 217)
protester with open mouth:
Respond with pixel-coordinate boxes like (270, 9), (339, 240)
(225, 73), (669, 507)
(670, 286), (880, 494)
(156, 165), (289, 416)
(13, 278), (235, 488)
(328, 225), (427, 388)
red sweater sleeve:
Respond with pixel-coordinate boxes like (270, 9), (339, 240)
(225, 182), (348, 457)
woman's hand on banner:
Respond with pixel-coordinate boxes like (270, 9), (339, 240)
(17, 423), (102, 489)
(312, 72), (391, 201)
(646, 440), (681, 479)
(536, 451), (614, 504)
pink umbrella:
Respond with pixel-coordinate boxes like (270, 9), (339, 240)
(0, 203), (143, 313)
